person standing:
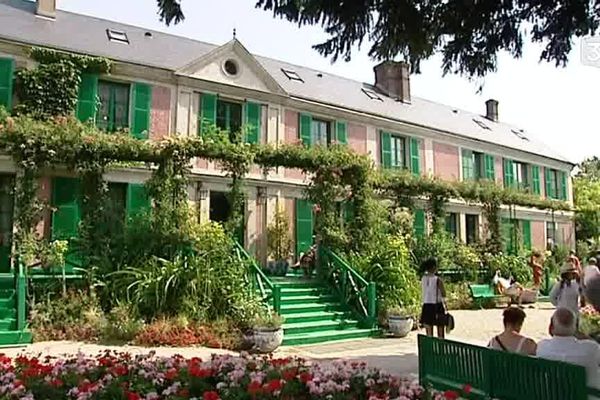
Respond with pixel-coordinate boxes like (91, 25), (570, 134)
(420, 258), (446, 338)
(569, 250), (583, 277)
(529, 250), (544, 288)
(550, 263), (583, 318)
(584, 258), (600, 288)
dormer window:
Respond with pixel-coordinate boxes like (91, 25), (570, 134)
(281, 68), (303, 82)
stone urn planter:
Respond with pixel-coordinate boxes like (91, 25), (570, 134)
(388, 315), (414, 337)
(253, 327), (284, 353)
(252, 312), (285, 353)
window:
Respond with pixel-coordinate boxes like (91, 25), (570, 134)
(546, 221), (557, 249)
(96, 80), (130, 132)
(223, 59), (239, 76)
(216, 99), (242, 139)
(106, 28), (129, 44)
(545, 168), (567, 200)
(511, 129), (529, 141)
(311, 118), (331, 146)
(362, 88), (383, 101)
(466, 214), (479, 244)
(473, 118), (491, 131)
(281, 68), (303, 82)
(462, 150), (485, 180)
(390, 135), (407, 169)
(513, 161), (530, 190)
(445, 213), (459, 238)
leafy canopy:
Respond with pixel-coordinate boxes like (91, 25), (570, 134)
(156, 0), (599, 77)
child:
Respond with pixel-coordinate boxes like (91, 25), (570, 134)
(419, 258), (446, 338)
(549, 263), (583, 318)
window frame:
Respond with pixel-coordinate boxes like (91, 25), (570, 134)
(547, 169), (560, 199)
(465, 214), (479, 244)
(546, 221), (557, 248)
(216, 98), (243, 140)
(512, 160), (531, 191)
(390, 134), (408, 169)
(445, 212), (459, 238)
(310, 118), (331, 147)
(96, 80), (131, 133)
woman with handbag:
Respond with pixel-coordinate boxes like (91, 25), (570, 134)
(419, 258), (448, 338)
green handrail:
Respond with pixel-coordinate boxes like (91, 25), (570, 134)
(233, 242), (281, 313)
(15, 259), (26, 331)
(320, 246), (376, 327)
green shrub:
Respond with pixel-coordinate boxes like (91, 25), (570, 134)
(485, 253), (531, 284)
(445, 282), (473, 310)
(412, 232), (481, 280)
(101, 303), (143, 342)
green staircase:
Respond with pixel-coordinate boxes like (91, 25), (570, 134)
(0, 273), (31, 346)
(270, 270), (376, 346)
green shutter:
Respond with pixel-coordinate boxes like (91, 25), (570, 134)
(503, 159), (515, 188)
(335, 121), (348, 145)
(295, 199), (313, 257)
(462, 149), (474, 181)
(545, 168), (553, 199)
(299, 113), (312, 146)
(484, 154), (495, 180)
(342, 200), (354, 224)
(501, 217), (513, 254)
(76, 73), (98, 123)
(380, 131), (392, 169)
(560, 171), (568, 200)
(522, 220), (532, 250)
(199, 93), (217, 136)
(532, 165), (541, 195)
(413, 209), (426, 238)
(51, 178), (81, 241)
(409, 137), (420, 175)
(244, 101), (261, 144)
(126, 183), (151, 219)
(131, 82), (151, 139)
(0, 58), (14, 110)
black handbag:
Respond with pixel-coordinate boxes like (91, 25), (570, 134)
(437, 277), (455, 333)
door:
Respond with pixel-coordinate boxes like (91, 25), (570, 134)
(0, 175), (14, 273)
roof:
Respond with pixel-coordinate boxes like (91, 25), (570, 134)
(0, 0), (572, 165)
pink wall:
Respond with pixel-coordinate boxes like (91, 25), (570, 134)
(285, 198), (296, 258)
(36, 177), (52, 239)
(348, 123), (367, 155)
(531, 221), (545, 250)
(559, 222), (575, 248)
(255, 197), (266, 264)
(494, 156), (503, 186)
(283, 110), (304, 180)
(433, 141), (460, 181)
(419, 139), (425, 176)
(150, 86), (170, 141)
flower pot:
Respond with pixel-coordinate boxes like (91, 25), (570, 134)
(388, 316), (414, 338)
(253, 327), (284, 353)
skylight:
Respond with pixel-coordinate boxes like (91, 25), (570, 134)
(511, 129), (529, 141)
(106, 28), (129, 44)
(281, 68), (303, 82)
(362, 88), (383, 101)
(472, 118), (491, 131)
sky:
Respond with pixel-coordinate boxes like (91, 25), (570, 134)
(58, 0), (600, 164)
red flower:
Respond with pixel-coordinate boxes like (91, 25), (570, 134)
(112, 364), (128, 376)
(247, 381), (262, 395)
(299, 372), (313, 383)
(203, 391), (220, 400)
(189, 365), (212, 378)
(282, 367), (298, 381)
(265, 379), (283, 393)
(126, 392), (141, 400)
(50, 378), (63, 387)
(444, 390), (460, 400)
(177, 388), (190, 398)
(462, 384), (472, 394)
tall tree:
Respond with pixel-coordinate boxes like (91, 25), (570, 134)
(156, 0), (599, 78)
(574, 157), (600, 242)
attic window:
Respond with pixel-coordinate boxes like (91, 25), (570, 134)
(511, 129), (529, 141)
(106, 28), (129, 44)
(362, 88), (383, 101)
(472, 118), (491, 131)
(281, 68), (303, 82)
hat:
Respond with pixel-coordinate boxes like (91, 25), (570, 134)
(560, 263), (577, 274)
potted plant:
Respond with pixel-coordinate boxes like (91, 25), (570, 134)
(386, 305), (414, 338)
(252, 312), (285, 353)
(266, 208), (292, 276)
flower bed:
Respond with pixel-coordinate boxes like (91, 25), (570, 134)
(0, 352), (444, 399)
(580, 305), (600, 341)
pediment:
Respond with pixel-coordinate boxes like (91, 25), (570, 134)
(176, 39), (287, 95)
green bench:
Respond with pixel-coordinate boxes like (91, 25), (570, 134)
(418, 335), (600, 400)
(468, 283), (505, 308)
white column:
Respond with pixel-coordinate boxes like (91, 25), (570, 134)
(424, 138), (434, 175)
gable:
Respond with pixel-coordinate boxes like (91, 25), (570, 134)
(176, 39), (286, 96)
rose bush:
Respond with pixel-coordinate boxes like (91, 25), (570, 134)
(0, 352), (446, 400)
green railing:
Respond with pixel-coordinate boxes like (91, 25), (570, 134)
(15, 260), (26, 331)
(318, 246), (376, 327)
(233, 242), (281, 313)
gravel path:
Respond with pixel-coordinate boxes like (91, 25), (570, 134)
(0, 305), (556, 377)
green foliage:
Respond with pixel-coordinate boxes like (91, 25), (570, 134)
(101, 303), (143, 342)
(412, 232), (481, 280)
(29, 47), (112, 73)
(253, 0), (597, 78)
(574, 173), (600, 242)
(267, 207), (292, 261)
(251, 312), (285, 329)
(20, 237), (68, 268)
(485, 253), (531, 284)
(107, 221), (262, 327)
(445, 282), (473, 310)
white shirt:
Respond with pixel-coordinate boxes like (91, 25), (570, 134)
(537, 336), (600, 394)
(549, 280), (581, 315)
(421, 274), (442, 304)
(584, 265), (600, 287)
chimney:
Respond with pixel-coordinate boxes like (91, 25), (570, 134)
(36, 0), (56, 19)
(373, 61), (411, 103)
(485, 99), (499, 122)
